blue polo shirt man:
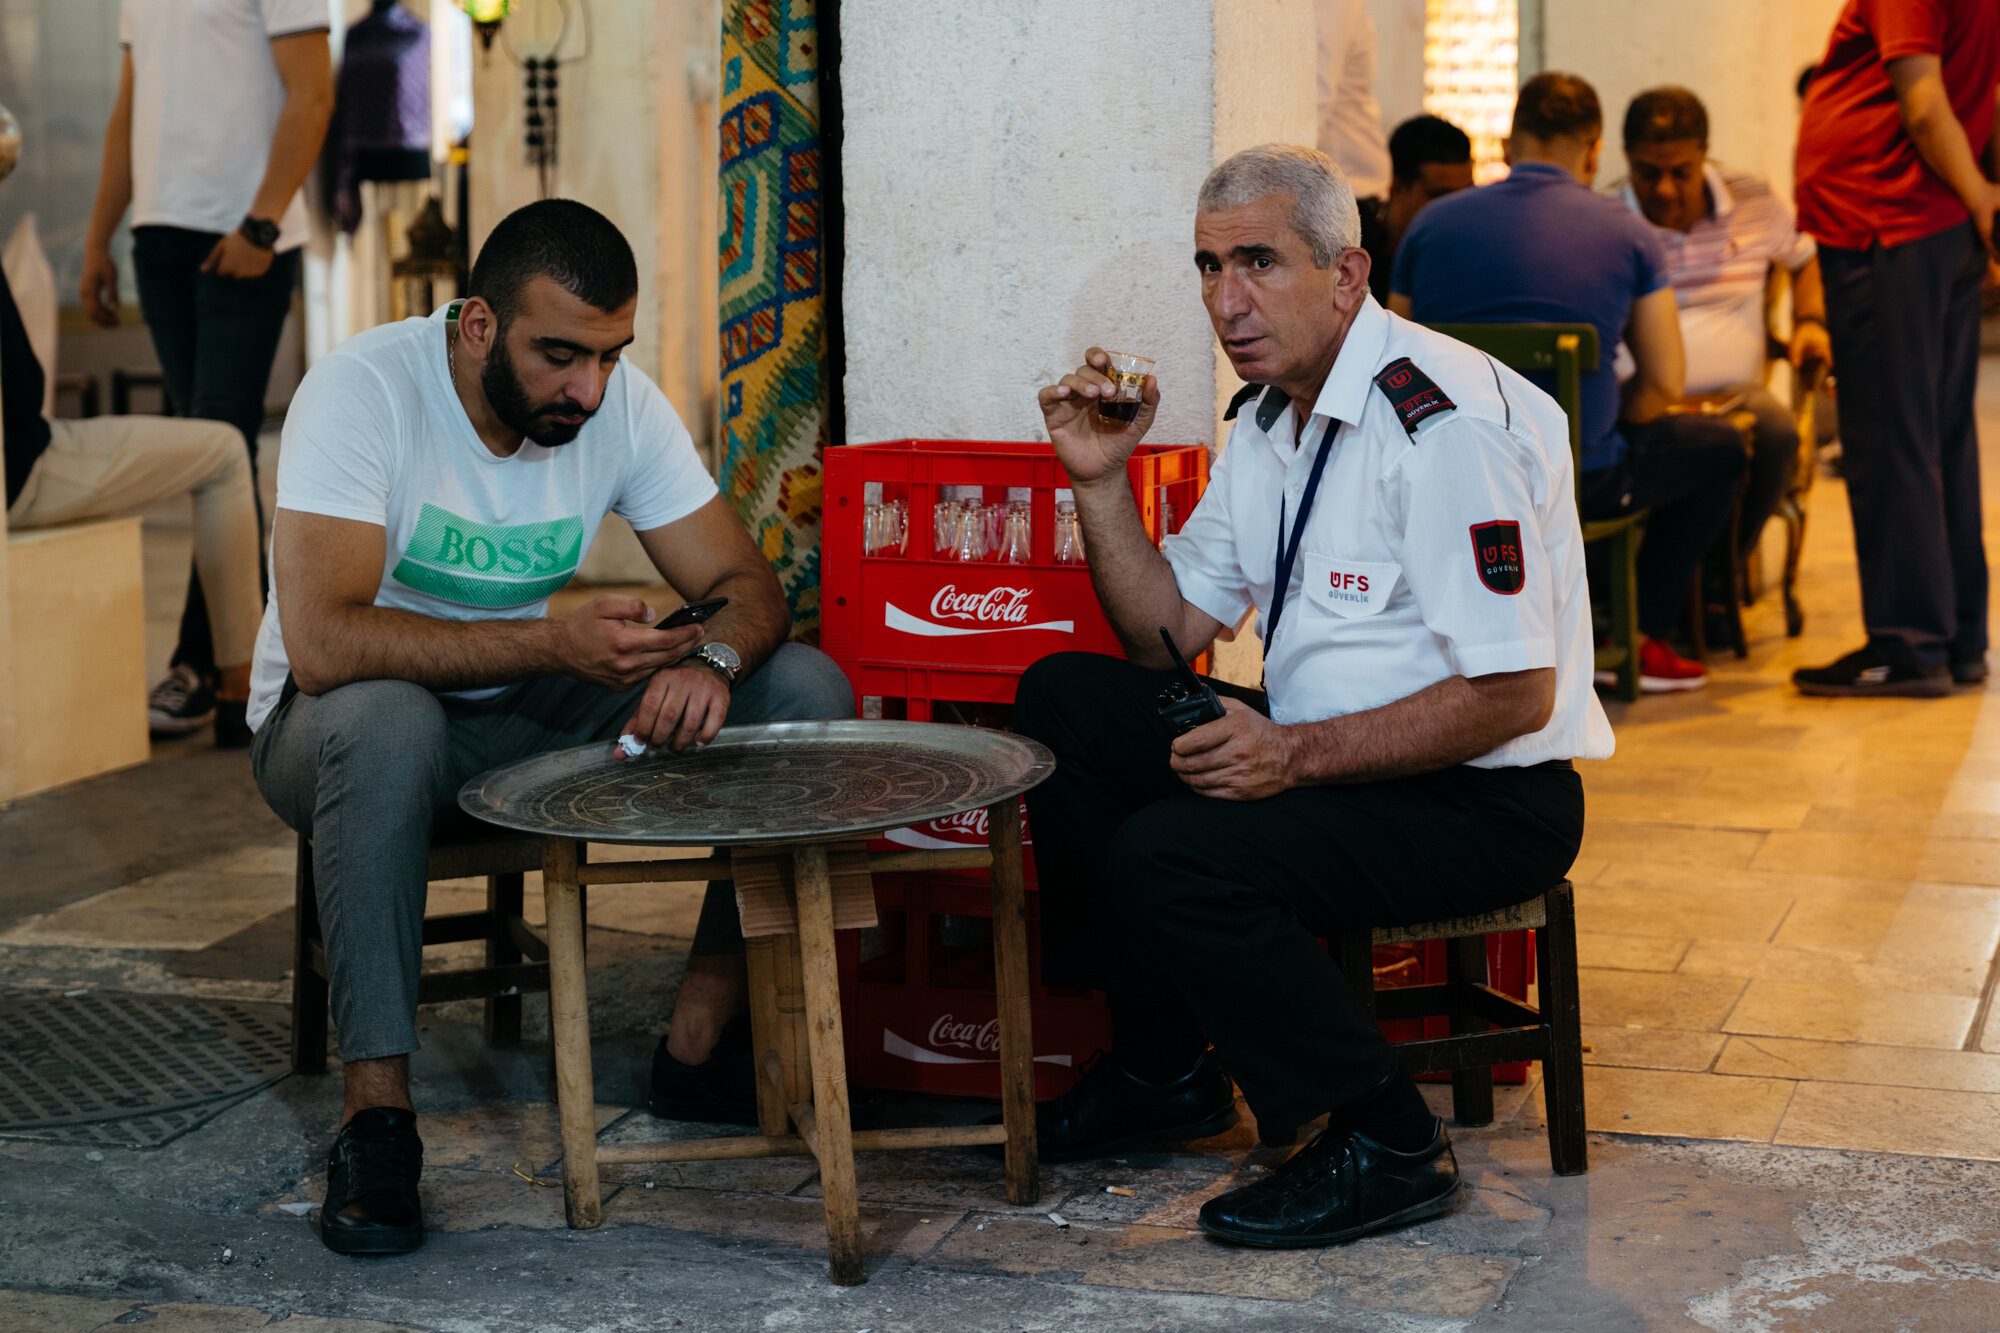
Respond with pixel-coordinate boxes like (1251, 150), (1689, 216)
(1390, 72), (1745, 693)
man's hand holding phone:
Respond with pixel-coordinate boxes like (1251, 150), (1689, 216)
(557, 595), (704, 692)
(613, 596), (734, 754)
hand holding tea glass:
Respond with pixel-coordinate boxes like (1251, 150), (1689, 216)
(1038, 346), (1159, 486)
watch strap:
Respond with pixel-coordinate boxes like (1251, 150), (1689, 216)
(238, 216), (280, 250)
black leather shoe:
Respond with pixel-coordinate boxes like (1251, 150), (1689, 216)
(992, 1048), (1238, 1163)
(321, 1107), (424, 1256)
(649, 1015), (757, 1125)
(1952, 655), (1989, 685)
(1198, 1119), (1459, 1248)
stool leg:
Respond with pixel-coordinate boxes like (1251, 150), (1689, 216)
(543, 837), (602, 1227)
(291, 835), (330, 1076)
(1446, 937), (1496, 1128)
(1335, 929), (1376, 1019)
(987, 798), (1039, 1206)
(744, 937), (792, 1138)
(484, 872), (525, 1047)
(1538, 886), (1589, 1175)
(794, 843), (865, 1286)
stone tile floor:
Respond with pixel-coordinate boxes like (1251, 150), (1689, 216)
(8, 381), (2000, 1327)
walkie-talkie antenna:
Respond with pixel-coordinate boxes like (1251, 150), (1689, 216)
(1160, 627), (1201, 687)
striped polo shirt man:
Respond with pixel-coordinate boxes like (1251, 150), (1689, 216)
(1620, 162), (1816, 394)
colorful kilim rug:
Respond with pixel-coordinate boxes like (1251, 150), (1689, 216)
(719, 0), (826, 640)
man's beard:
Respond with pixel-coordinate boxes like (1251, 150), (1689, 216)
(481, 339), (595, 447)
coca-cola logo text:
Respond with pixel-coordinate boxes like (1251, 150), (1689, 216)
(928, 1013), (1001, 1054)
(930, 585), (1033, 624)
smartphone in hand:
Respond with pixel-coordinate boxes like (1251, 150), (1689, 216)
(659, 597), (728, 629)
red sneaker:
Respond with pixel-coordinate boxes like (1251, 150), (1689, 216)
(1637, 636), (1706, 693)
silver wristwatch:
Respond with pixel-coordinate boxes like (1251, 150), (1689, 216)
(686, 642), (741, 688)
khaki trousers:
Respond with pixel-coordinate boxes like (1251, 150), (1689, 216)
(7, 416), (261, 668)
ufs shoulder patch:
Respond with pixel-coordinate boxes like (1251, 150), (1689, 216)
(1373, 357), (1455, 436)
(1470, 520), (1525, 594)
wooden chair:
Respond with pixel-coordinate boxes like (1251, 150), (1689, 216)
(1427, 324), (1646, 701)
(1333, 883), (1587, 1175)
(1772, 365), (1825, 638)
(1758, 264), (1830, 639)
(291, 817), (573, 1073)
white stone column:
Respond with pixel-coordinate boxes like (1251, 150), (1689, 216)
(839, 0), (1317, 455)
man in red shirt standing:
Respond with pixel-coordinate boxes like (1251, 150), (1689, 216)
(1792, 0), (2000, 697)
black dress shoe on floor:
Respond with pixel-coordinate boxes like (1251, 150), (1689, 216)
(992, 1048), (1239, 1163)
(649, 1015), (757, 1125)
(1952, 655), (1989, 685)
(1198, 1119), (1459, 1249)
(321, 1106), (424, 1256)
(1793, 646), (1951, 698)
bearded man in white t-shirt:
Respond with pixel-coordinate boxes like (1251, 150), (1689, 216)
(250, 199), (853, 1257)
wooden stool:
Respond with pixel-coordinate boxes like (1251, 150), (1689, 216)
(539, 804), (1039, 1286)
(291, 820), (576, 1073)
(1332, 882), (1587, 1175)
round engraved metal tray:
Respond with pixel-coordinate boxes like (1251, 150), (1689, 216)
(459, 719), (1056, 847)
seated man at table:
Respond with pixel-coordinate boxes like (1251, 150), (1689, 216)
(3, 267), (262, 741)
(249, 198), (852, 1257)
(1391, 72), (1746, 693)
(1617, 85), (1830, 573)
(1017, 144), (1610, 1248)
(1357, 114), (1475, 303)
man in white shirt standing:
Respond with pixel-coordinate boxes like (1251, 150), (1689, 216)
(250, 200), (853, 1256)
(1317, 0), (1391, 199)
(1618, 86), (1832, 573)
(80, 0), (335, 745)
(1017, 145), (1609, 1248)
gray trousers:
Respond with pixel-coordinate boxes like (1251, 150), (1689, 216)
(251, 643), (856, 1061)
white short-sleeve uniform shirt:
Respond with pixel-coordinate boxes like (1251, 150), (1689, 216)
(1162, 296), (1614, 769)
(120, 0), (331, 251)
(246, 305), (720, 731)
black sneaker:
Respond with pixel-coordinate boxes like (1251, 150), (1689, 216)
(1198, 1119), (1460, 1248)
(649, 1015), (757, 1125)
(148, 664), (216, 735)
(321, 1106), (424, 1256)
(1793, 646), (1950, 698)
(985, 1048), (1239, 1163)
(1952, 655), (1989, 685)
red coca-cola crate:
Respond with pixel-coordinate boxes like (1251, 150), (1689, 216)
(1372, 933), (1535, 1084)
(838, 873), (1111, 1101)
(867, 794), (1039, 888)
(822, 439), (1208, 686)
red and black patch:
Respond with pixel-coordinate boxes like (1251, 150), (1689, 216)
(1470, 520), (1525, 594)
(1372, 357), (1455, 436)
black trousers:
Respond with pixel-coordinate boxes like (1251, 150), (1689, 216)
(1013, 652), (1586, 1132)
(1579, 413), (1747, 641)
(1818, 221), (1988, 670)
(131, 225), (298, 678)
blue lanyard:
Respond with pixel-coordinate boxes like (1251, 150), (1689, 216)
(1264, 417), (1338, 650)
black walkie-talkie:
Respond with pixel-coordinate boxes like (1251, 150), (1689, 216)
(1155, 627), (1226, 736)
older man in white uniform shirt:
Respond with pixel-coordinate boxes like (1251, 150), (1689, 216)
(1014, 144), (1610, 1249)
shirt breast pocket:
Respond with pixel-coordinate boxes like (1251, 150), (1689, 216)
(1301, 552), (1400, 619)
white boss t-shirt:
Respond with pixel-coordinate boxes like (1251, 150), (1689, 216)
(120, 0), (330, 250)
(247, 306), (719, 731)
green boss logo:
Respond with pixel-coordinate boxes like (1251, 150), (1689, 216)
(391, 504), (585, 608)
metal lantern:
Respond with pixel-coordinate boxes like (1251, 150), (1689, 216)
(456, 0), (509, 49)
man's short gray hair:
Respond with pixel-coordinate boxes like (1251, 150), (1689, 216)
(1197, 144), (1361, 268)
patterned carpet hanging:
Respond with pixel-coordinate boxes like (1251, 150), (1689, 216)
(719, 0), (827, 640)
